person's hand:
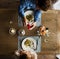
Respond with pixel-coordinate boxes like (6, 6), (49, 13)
(25, 51), (31, 58)
(24, 51), (37, 59)
(28, 22), (36, 30)
(15, 50), (37, 59)
(15, 50), (20, 56)
(31, 51), (37, 59)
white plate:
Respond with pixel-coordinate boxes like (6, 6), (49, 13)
(22, 37), (36, 51)
(24, 10), (34, 25)
(24, 10), (34, 18)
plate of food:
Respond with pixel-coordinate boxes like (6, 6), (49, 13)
(24, 10), (36, 30)
(22, 37), (36, 51)
(24, 10), (34, 25)
(24, 10), (34, 21)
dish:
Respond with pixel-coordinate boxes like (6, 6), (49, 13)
(22, 37), (36, 51)
(24, 10), (34, 25)
(24, 39), (35, 48)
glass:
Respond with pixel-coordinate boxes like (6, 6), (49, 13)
(18, 29), (25, 36)
(9, 28), (16, 35)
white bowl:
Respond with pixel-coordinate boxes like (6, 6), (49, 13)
(22, 37), (36, 51)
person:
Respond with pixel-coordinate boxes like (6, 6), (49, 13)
(17, 0), (58, 59)
(15, 50), (37, 59)
(18, 0), (42, 30)
(18, 0), (58, 30)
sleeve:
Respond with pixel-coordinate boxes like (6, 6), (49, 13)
(18, 5), (26, 17)
(18, 0), (26, 17)
(34, 10), (42, 22)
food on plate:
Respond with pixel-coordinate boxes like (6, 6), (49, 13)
(22, 37), (37, 51)
(26, 14), (34, 21)
(24, 39), (31, 46)
(24, 39), (34, 48)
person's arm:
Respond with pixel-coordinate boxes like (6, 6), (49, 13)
(34, 10), (42, 22)
(18, 4), (26, 18)
(31, 51), (37, 59)
(18, 0), (27, 26)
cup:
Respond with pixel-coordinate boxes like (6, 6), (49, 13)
(9, 28), (16, 35)
(18, 29), (25, 36)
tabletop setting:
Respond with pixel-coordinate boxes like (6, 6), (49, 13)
(18, 10), (42, 53)
(17, 9), (49, 54)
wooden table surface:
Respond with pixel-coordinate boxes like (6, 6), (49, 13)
(0, 9), (60, 59)
(18, 26), (39, 36)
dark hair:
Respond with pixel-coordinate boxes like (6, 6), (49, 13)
(19, 53), (28, 59)
(37, 0), (58, 11)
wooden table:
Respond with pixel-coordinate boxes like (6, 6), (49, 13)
(18, 26), (39, 36)
(0, 9), (59, 55)
(40, 10), (58, 54)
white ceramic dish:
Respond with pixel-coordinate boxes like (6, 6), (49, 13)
(22, 37), (36, 51)
(24, 10), (34, 25)
(9, 28), (16, 35)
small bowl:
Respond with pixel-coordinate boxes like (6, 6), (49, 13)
(18, 29), (25, 36)
(24, 10), (34, 23)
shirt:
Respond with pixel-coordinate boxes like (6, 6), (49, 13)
(18, 0), (42, 22)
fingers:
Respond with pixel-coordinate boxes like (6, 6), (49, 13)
(15, 50), (20, 56)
